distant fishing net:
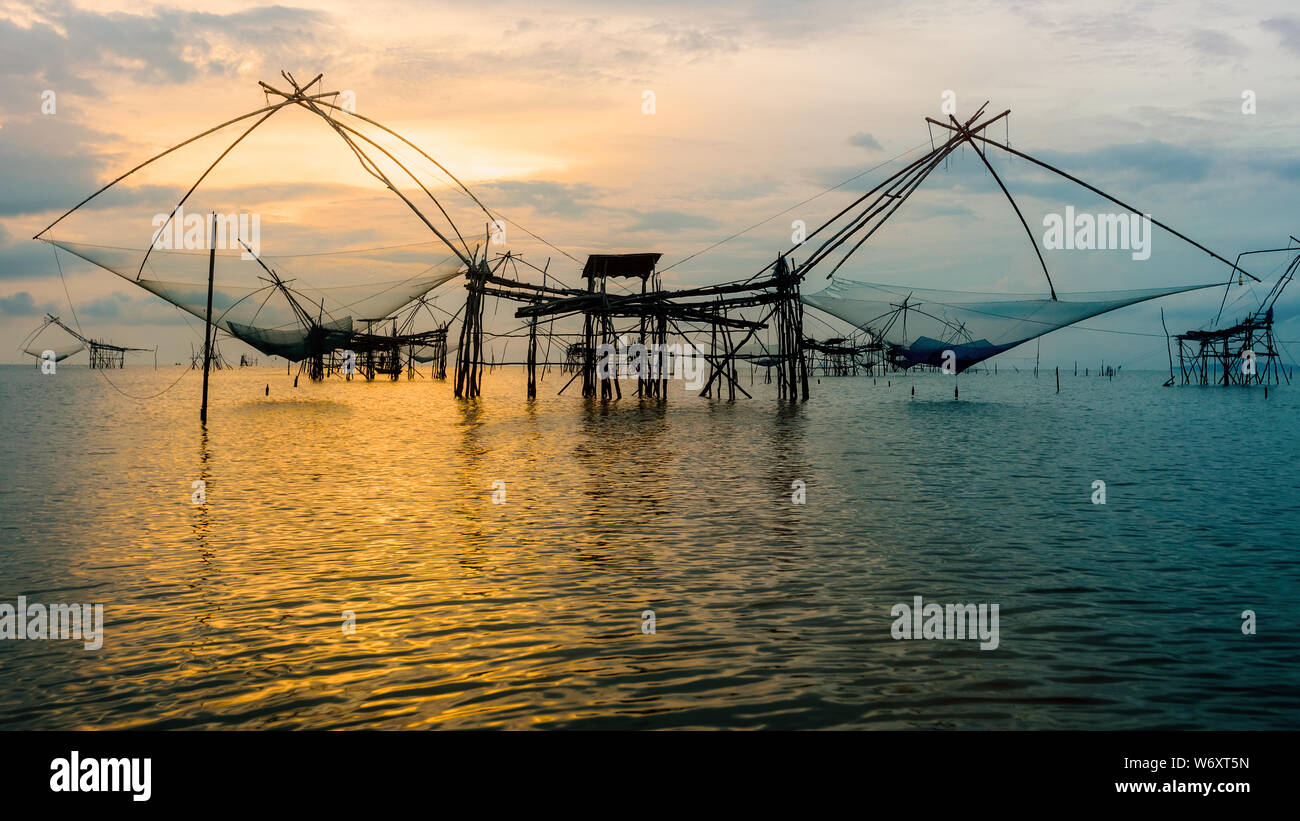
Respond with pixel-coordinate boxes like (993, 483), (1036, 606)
(45, 240), (464, 360)
(21, 329), (84, 362)
(18, 314), (89, 362)
(803, 278), (1217, 372)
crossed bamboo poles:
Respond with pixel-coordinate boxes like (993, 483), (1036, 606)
(755, 102), (1259, 300)
(32, 79), (1265, 401)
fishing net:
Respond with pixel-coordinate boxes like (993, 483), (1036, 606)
(22, 337), (84, 362)
(44, 239), (464, 360)
(19, 316), (86, 362)
(803, 278), (1216, 372)
(29, 78), (502, 365)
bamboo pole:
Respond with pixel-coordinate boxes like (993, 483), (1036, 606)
(200, 212), (217, 423)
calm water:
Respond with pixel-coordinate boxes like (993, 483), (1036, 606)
(0, 363), (1296, 729)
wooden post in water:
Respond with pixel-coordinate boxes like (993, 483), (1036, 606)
(526, 315), (538, 399)
(454, 261), (486, 399)
(1056, 366), (1059, 394)
(200, 212), (217, 423)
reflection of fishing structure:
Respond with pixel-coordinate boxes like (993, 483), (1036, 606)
(33, 80), (1271, 411)
(20, 314), (150, 368)
(1166, 239), (1296, 387)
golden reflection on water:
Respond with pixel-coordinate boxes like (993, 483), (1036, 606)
(130, 369), (805, 730)
(1, 364), (1297, 729)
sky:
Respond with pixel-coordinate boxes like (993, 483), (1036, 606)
(1, 0), (1299, 368)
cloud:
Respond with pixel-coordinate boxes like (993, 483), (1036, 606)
(475, 180), (605, 219)
(0, 3), (333, 104)
(0, 118), (182, 217)
(60, 288), (198, 326)
(1274, 159), (1300, 180)
(78, 291), (133, 319)
(849, 132), (882, 151)
(656, 24), (740, 60)
(902, 201), (977, 219)
(0, 290), (52, 315)
(1029, 141), (1214, 187)
(684, 176), (783, 202)
(1263, 15), (1300, 55)
(506, 18), (536, 36)
(1188, 29), (1248, 61)
(621, 209), (721, 233)
(0, 230), (63, 280)
(366, 2), (894, 90)
(372, 18), (744, 88)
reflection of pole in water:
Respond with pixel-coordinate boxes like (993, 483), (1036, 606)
(192, 425), (213, 558)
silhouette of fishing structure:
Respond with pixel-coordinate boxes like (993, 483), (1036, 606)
(31, 80), (1270, 416)
(804, 333), (886, 377)
(20, 314), (151, 368)
(1164, 238), (1297, 387)
(189, 339), (232, 371)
